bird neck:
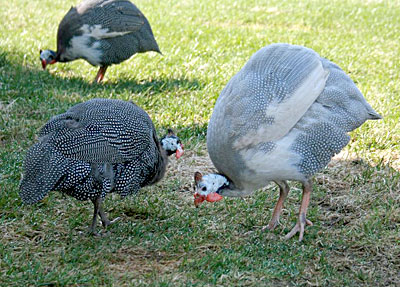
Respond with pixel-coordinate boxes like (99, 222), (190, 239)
(144, 134), (169, 186)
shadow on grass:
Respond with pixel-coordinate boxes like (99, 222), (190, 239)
(0, 49), (210, 152)
(0, 49), (203, 99)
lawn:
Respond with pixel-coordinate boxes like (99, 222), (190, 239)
(0, 0), (399, 286)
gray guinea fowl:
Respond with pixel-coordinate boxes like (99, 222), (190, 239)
(20, 98), (183, 235)
(193, 43), (382, 241)
(40, 0), (161, 83)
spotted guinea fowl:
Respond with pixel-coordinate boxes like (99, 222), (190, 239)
(193, 43), (381, 241)
(20, 98), (183, 235)
(40, 0), (161, 83)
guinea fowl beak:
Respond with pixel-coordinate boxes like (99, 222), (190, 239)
(175, 144), (184, 159)
(41, 59), (57, 70)
(194, 192), (223, 207)
(41, 59), (47, 70)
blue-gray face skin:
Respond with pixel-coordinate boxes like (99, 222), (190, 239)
(193, 171), (225, 207)
(40, 49), (57, 69)
(160, 130), (184, 158)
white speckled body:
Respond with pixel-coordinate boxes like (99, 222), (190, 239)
(207, 43), (381, 196)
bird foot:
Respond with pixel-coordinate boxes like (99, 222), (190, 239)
(262, 219), (280, 231)
(87, 227), (100, 237)
(284, 218), (313, 242)
(101, 216), (120, 228)
(86, 227), (112, 237)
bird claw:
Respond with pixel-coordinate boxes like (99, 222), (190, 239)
(87, 215), (120, 236)
(284, 218), (313, 242)
(91, 231), (110, 237)
(263, 219), (279, 231)
(87, 227), (100, 237)
(101, 216), (120, 228)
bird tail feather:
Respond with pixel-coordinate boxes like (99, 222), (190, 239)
(19, 141), (67, 204)
(368, 110), (383, 120)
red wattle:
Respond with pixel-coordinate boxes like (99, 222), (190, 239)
(176, 145), (184, 159)
(41, 59), (47, 70)
(206, 192), (223, 202)
(194, 192), (206, 207)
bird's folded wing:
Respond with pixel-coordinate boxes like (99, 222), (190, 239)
(259, 60), (329, 142)
(50, 119), (151, 164)
(218, 44), (330, 149)
(89, 0), (146, 35)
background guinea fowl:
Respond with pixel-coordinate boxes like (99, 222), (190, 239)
(194, 43), (382, 241)
(20, 98), (183, 235)
(40, 0), (161, 83)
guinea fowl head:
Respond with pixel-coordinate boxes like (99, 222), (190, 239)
(160, 129), (184, 159)
(193, 171), (226, 207)
(40, 49), (57, 70)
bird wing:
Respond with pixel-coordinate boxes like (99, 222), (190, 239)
(57, 0), (146, 50)
(79, 0), (146, 35)
(39, 100), (154, 164)
(211, 44), (329, 150)
(53, 121), (150, 164)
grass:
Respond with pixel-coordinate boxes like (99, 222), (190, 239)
(0, 0), (399, 286)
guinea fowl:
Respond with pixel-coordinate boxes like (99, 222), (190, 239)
(20, 98), (183, 235)
(194, 43), (381, 241)
(39, 0), (161, 83)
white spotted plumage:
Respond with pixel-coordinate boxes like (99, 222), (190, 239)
(207, 43), (381, 193)
(198, 43), (381, 240)
(20, 99), (181, 233)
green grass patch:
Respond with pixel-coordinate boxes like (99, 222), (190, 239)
(1, 0), (399, 286)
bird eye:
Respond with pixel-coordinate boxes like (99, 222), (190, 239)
(201, 186), (207, 191)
